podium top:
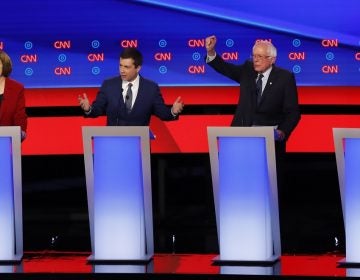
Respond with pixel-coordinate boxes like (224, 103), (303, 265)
(82, 126), (156, 140)
(0, 126), (21, 137)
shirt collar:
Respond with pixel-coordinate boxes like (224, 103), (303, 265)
(123, 75), (140, 89)
(259, 66), (272, 80)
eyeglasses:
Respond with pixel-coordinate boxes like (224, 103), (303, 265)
(251, 54), (272, 60)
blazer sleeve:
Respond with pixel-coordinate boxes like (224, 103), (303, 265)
(2, 78), (28, 133)
(14, 85), (28, 133)
(86, 79), (113, 117)
(150, 83), (176, 121)
(278, 72), (301, 138)
(206, 55), (247, 83)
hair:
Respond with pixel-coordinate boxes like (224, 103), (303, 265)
(120, 47), (143, 68)
(0, 50), (13, 77)
(253, 40), (277, 58)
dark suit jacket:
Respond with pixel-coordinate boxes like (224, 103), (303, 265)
(87, 75), (176, 126)
(208, 56), (300, 140)
(0, 77), (27, 133)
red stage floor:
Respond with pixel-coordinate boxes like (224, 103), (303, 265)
(1, 252), (359, 279)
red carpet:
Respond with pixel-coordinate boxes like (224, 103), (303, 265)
(1, 251), (355, 279)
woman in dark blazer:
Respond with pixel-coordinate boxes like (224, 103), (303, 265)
(0, 50), (27, 140)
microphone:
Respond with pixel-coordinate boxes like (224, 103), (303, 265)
(121, 87), (129, 100)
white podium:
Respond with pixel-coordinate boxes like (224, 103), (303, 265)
(333, 128), (360, 266)
(82, 126), (154, 263)
(0, 126), (23, 262)
(207, 127), (281, 264)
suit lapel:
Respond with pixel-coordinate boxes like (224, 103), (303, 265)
(131, 76), (144, 112)
(113, 77), (127, 114)
(258, 67), (277, 105)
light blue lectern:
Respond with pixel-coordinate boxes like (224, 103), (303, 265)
(0, 126), (23, 262)
(82, 126), (153, 263)
(333, 128), (360, 266)
(207, 127), (281, 264)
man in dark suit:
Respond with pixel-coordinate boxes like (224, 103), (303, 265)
(205, 35), (300, 165)
(78, 47), (184, 125)
(205, 35), (300, 141)
(205, 35), (301, 219)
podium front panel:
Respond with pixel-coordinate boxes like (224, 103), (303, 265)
(344, 139), (360, 261)
(208, 127), (280, 263)
(83, 126), (153, 262)
(0, 127), (23, 262)
(218, 137), (272, 259)
(93, 136), (144, 259)
(0, 137), (15, 260)
(333, 128), (360, 265)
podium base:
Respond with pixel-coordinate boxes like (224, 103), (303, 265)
(87, 254), (153, 264)
(337, 257), (360, 268)
(0, 254), (23, 264)
(212, 254), (280, 266)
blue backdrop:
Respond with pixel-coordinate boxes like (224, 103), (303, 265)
(1, 0), (359, 88)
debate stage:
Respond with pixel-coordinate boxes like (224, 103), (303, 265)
(4, 152), (348, 279)
(0, 251), (355, 280)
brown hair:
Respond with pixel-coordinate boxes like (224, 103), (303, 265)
(120, 48), (143, 68)
(0, 50), (13, 77)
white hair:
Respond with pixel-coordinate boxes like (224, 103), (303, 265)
(253, 40), (277, 57)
